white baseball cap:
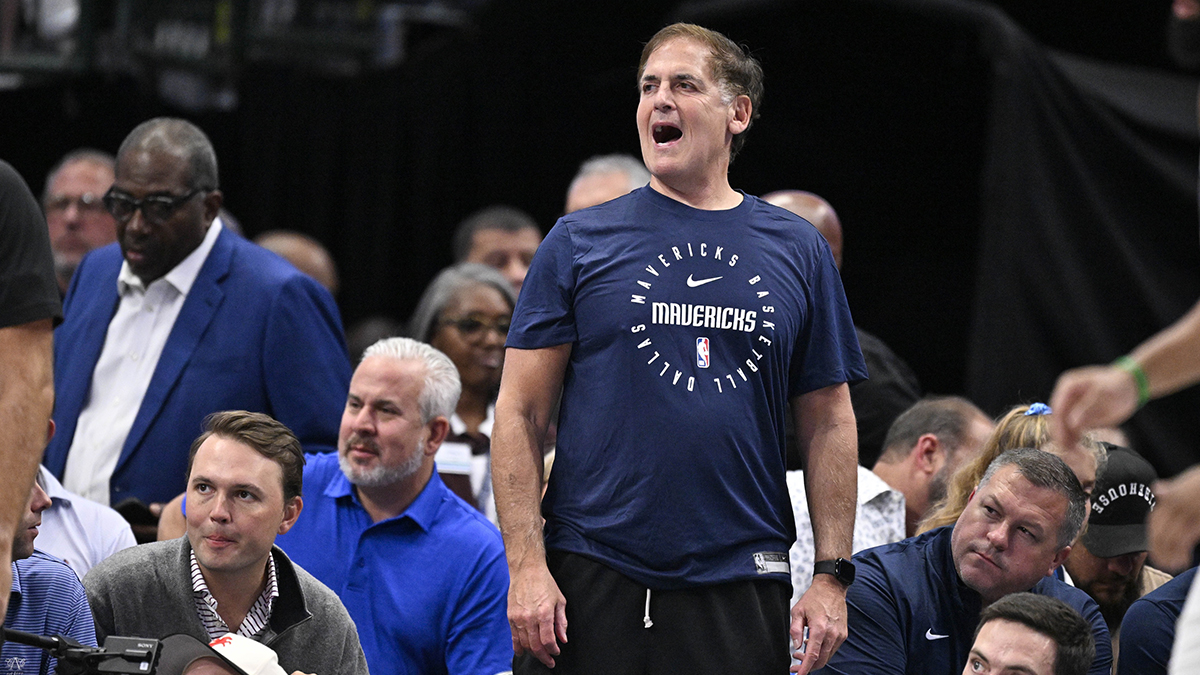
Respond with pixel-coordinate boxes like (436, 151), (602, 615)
(206, 634), (287, 675)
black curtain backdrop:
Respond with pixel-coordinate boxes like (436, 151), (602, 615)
(3, 0), (1198, 474)
(968, 26), (1200, 475)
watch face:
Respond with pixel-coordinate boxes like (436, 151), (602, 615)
(815, 558), (856, 586)
(835, 558), (856, 585)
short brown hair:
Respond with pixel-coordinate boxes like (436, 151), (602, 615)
(187, 411), (305, 502)
(637, 23), (764, 160)
(879, 396), (990, 465)
(975, 593), (1095, 675)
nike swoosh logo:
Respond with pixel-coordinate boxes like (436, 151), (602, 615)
(925, 629), (949, 640)
(686, 274), (723, 288)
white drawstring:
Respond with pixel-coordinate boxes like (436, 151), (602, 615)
(643, 588), (653, 628)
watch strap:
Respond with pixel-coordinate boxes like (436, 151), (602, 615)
(813, 558), (855, 586)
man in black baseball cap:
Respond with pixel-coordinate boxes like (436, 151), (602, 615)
(1063, 443), (1174, 662)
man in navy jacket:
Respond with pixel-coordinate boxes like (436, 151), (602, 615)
(817, 448), (1112, 675)
(44, 118), (350, 510)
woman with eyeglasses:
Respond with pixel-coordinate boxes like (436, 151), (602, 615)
(408, 262), (517, 523)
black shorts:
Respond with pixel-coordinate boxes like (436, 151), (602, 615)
(514, 550), (791, 675)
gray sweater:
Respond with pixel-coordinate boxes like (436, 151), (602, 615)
(83, 538), (368, 675)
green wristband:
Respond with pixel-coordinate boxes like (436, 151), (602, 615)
(1112, 356), (1150, 409)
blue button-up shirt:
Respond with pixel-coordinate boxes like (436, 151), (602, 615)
(276, 453), (511, 675)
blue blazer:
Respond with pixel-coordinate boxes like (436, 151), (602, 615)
(44, 228), (352, 506)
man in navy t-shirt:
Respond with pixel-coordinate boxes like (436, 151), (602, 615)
(818, 448), (1113, 675)
(494, 21), (867, 675)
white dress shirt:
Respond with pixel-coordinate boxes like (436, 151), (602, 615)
(63, 221), (222, 504)
(36, 465), (137, 579)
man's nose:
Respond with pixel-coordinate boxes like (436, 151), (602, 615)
(986, 525), (1009, 551)
(646, 81), (674, 110)
(30, 483), (51, 514)
(503, 261), (527, 292)
(124, 209), (150, 237)
(1106, 554), (1137, 576)
(349, 407), (375, 433)
(209, 493), (232, 521)
(63, 202), (83, 226)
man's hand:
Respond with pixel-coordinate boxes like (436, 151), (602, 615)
(789, 574), (848, 674)
(1148, 465), (1200, 571)
(508, 562), (568, 668)
(1048, 364), (1140, 450)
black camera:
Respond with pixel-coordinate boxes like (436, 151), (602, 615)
(3, 629), (160, 675)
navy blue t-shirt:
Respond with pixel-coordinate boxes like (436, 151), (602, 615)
(508, 187), (866, 588)
(1118, 566), (1196, 675)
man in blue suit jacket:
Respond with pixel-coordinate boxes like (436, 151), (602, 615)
(43, 118), (350, 511)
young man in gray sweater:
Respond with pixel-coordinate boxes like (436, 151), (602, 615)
(83, 411), (367, 675)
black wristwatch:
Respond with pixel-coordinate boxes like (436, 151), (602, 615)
(813, 558), (856, 587)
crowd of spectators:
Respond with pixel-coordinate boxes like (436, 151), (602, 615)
(1, 16), (1198, 675)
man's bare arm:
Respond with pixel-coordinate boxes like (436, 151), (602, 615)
(789, 382), (856, 674)
(0, 319), (54, 618)
(491, 344), (571, 668)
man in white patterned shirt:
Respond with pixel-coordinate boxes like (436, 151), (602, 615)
(871, 396), (994, 536)
(788, 396), (993, 602)
(83, 411), (367, 675)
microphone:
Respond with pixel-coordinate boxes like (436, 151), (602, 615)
(1, 628), (64, 652)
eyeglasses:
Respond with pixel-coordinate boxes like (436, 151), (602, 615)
(441, 316), (510, 338)
(45, 192), (107, 215)
(102, 187), (207, 225)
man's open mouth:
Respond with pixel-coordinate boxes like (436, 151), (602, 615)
(653, 123), (682, 144)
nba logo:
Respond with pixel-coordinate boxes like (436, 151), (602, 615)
(696, 337), (710, 368)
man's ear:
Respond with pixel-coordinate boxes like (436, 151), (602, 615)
(424, 417), (451, 455)
(728, 95), (752, 135)
(911, 434), (944, 475)
(1047, 545), (1072, 575)
(203, 189), (224, 223)
(45, 418), (55, 445)
(278, 496), (303, 535)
